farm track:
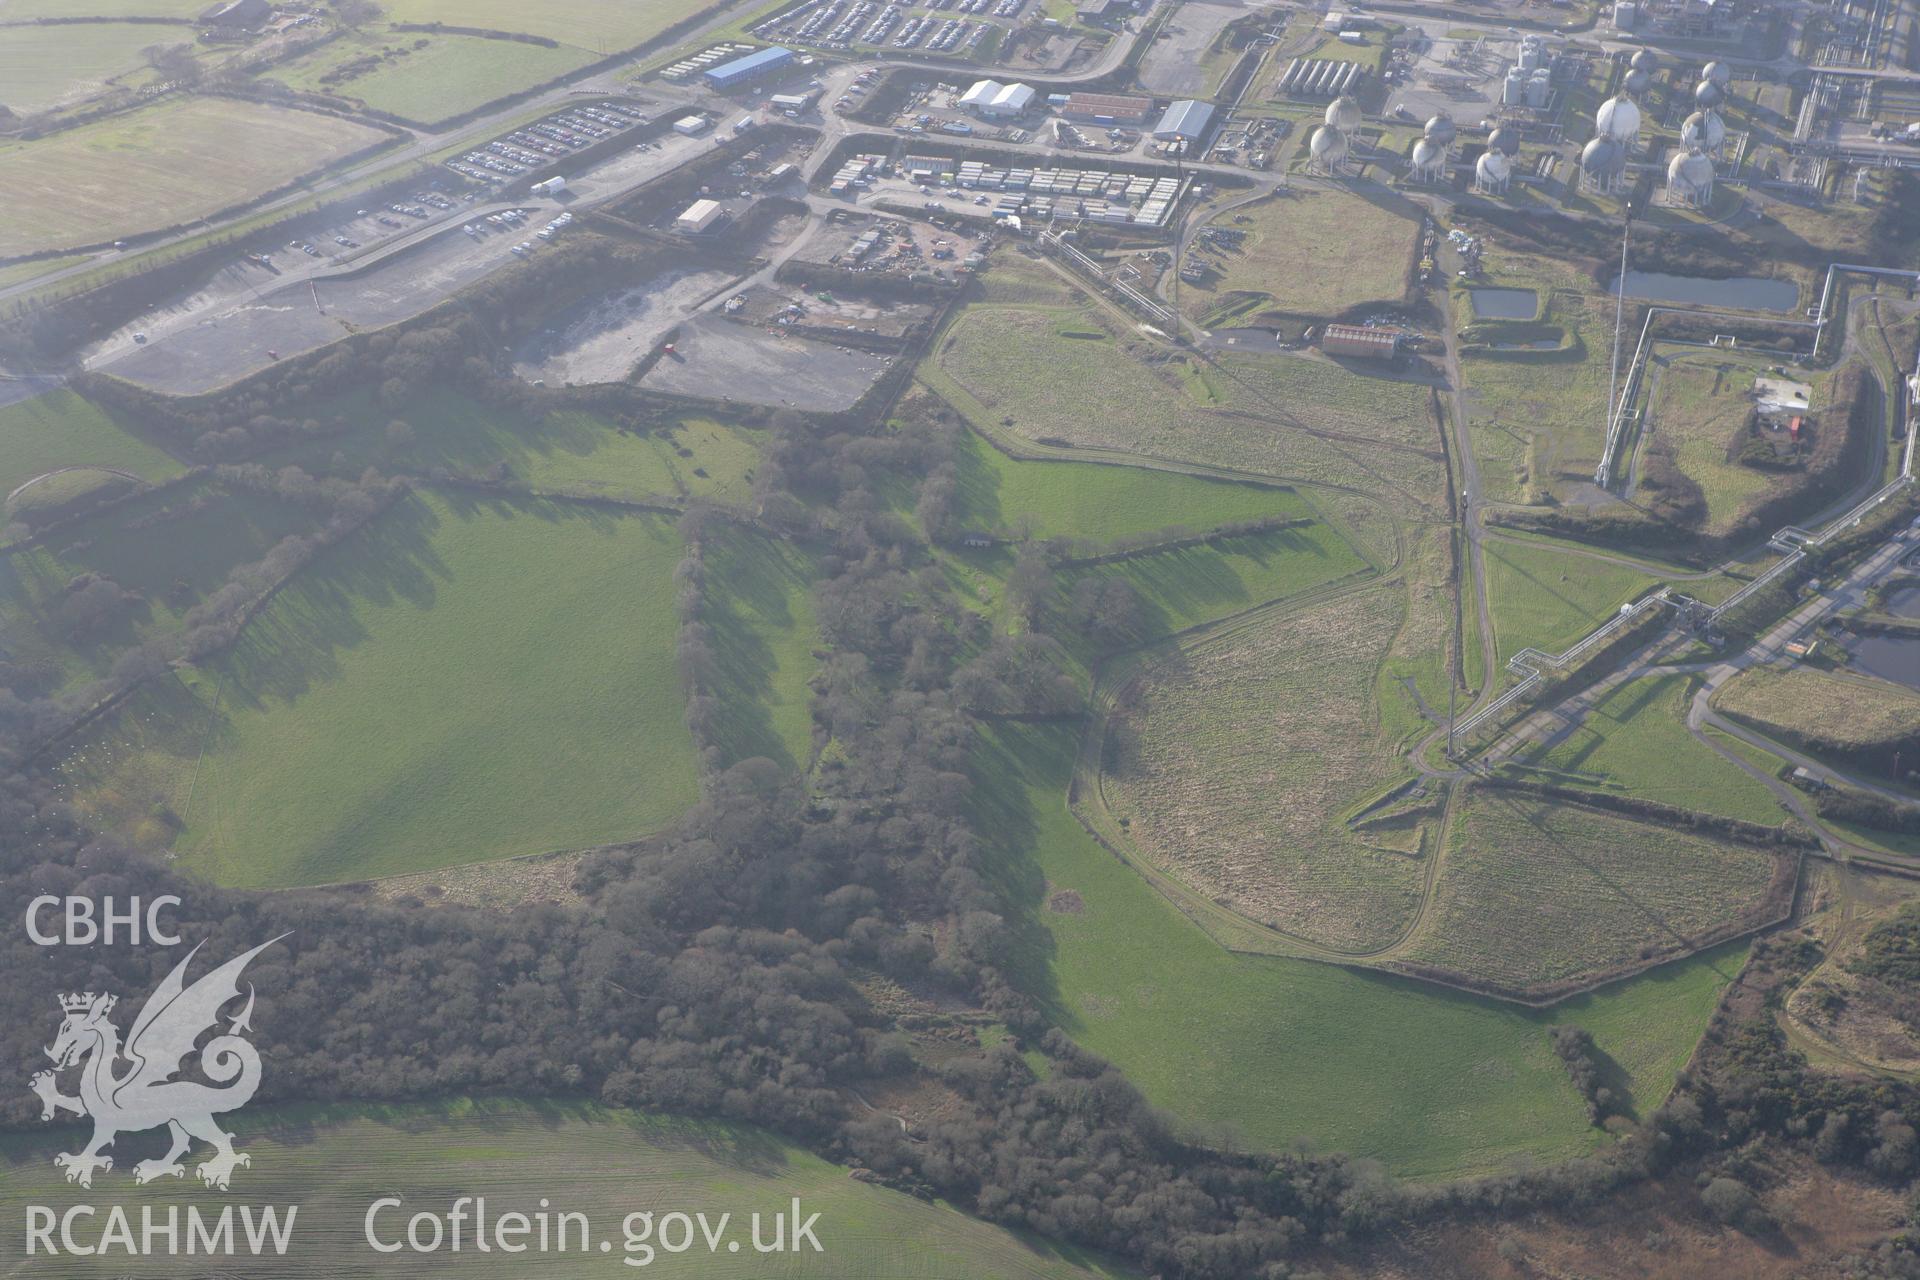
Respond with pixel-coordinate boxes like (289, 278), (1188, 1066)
(4, 463), (145, 505)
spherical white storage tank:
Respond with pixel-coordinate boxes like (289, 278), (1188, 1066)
(1680, 109), (1726, 154)
(1623, 67), (1651, 96)
(1475, 149), (1512, 191)
(1595, 93), (1641, 143)
(1702, 60), (1731, 86)
(1580, 135), (1626, 190)
(1410, 138), (1444, 180)
(1695, 79), (1725, 109)
(1487, 125), (1521, 156)
(1629, 47), (1659, 72)
(1666, 149), (1715, 206)
(1309, 124), (1350, 168)
(1424, 114), (1457, 146)
(1324, 95), (1363, 131)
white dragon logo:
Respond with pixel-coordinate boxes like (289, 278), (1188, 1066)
(28, 936), (285, 1190)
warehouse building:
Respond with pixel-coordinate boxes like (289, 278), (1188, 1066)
(1078, 0), (1135, 25)
(961, 79), (1035, 117)
(703, 45), (793, 90)
(676, 199), (728, 235)
(1060, 91), (1154, 125)
(1152, 99), (1215, 142)
(672, 114), (712, 136)
(1321, 323), (1403, 360)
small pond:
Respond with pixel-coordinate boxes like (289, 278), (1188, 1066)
(1882, 583), (1920, 620)
(1846, 634), (1920, 691)
(1608, 271), (1800, 313)
(1468, 287), (1538, 320)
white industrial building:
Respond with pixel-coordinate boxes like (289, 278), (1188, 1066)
(672, 115), (711, 136)
(676, 199), (726, 234)
(961, 79), (1035, 118)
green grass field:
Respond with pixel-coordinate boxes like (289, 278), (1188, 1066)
(1483, 537), (1661, 662)
(935, 518), (1369, 674)
(926, 304), (1447, 513)
(0, 22), (170, 114)
(1210, 351), (1439, 451)
(268, 389), (762, 505)
(977, 719), (1748, 1180)
(379, 0), (722, 54)
(940, 427), (1314, 543)
(263, 30), (596, 124)
(1454, 255), (1613, 504)
(1059, 521), (1365, 632)
(1101, 587), (1427, 952)
(0, 389), (180, 505)
(57, 491), (700, 887)
(0, 1098), (1130, 1278)
(1644, 352), (1832, 536)
(1180, 188), (1419, 323)
(698, 524), (819, 771)
(1716, 665), (1920, 753)
(1516, 673), (1789, 826)
(0, 0), (208, 15)
(0, 96), (389, 255)
(1399, 788), (1787, 992)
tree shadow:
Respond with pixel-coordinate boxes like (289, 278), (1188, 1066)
(965, 721), (1069, 1025)
(700, 526), (816, 771)
(216, 493), (450, 713)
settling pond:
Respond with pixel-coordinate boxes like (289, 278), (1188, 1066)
(1609, 271), (1800, 313)
(1842, 581), (1920, 690)
(1468, 287), (1537, 320)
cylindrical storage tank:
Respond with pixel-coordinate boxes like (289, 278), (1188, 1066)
(1424, 114), (1457, 145)
(1324, 94), (1362, 130)
(1281, 58), (1303, 91)
(1488, 125), (1521, 155)
(1595, 93), (1641, 142)
(1614, 1), (1639, 29)
(1309, 125), (1349, 167)
(1503, 69), (1527, 105)
(1695, 79), (1725, 109)
(1702, 60), (1731, 86)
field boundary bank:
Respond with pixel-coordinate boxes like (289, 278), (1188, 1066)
(0, 467), (207, 560)
(22, 478), (414, 768)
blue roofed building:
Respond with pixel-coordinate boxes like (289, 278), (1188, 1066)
(704, 46), (794, 90)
